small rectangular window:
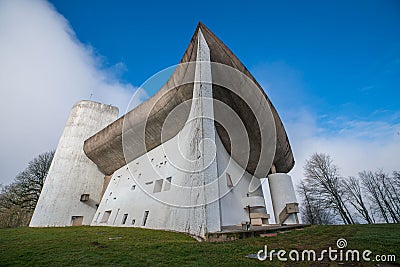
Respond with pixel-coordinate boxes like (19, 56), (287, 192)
(142, 210), (149, 226)
(101, 210), (112, 223)
(164, 177), (172, 191)
(153, 179), (163, 193)
(226, 173), (233, 188)
(121, 213), (128, 225)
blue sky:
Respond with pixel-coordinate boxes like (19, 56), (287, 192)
(49, 0), (400, 176)
(49, 0), (400, 126)
(1, 0), (399, 185)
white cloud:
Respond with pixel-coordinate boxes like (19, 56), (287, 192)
(287, 111), (400, 186)
(0, 0), (147, 184)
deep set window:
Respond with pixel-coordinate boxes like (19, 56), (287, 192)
(121, 213), (128, 225)
(142, 210), (149, 226)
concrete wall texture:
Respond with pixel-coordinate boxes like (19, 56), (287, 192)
(30, 23), (299, 236)
(30, 101), (118, 227)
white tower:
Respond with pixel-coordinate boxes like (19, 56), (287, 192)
(30, 101), (118, 227)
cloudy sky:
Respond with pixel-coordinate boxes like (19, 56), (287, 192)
(0, 0), (399, 186)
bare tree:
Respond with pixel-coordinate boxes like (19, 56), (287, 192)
(360, 171), (390, 223)
(360, 170), (400, 223)
(391, 171), (400, 217)
(383, 172), (400, 219)
(298, 152), (399, 225)
(343, 176), (374, 224)
(0, 184), (32, 227)
(0, 150), (54, 227)
(393, 171), (400, 190)
(298, 180), (335, 224)
(303, 153), (354, 224)
(14, 151), (54, 211)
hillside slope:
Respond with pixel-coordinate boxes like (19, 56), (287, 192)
(0, 224), (399, 266)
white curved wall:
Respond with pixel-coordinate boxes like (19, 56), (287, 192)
(90, 129), (267, 236)
(30, 100), (118, 227)
(92, 31), (215, 237)
(268, 173), (298, 224)
(90, 31), (269, 237)
(216, 135), (267, 226)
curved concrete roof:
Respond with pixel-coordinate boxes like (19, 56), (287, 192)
(83, 23), (294, 177)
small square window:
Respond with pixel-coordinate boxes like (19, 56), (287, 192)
(80, 194), (90, 202)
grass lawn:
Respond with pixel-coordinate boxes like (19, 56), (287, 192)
(0, 224), (399, 266)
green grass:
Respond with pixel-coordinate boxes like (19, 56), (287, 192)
(0, 224), (399, 266)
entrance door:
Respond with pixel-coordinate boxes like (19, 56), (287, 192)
(71, 216), (84, 226)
